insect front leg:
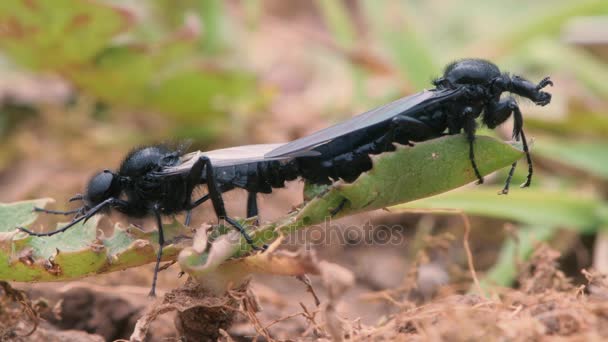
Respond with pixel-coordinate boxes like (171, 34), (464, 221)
(485, 97), (520, 194)
(247, 191), (259, 224)
(149, 203), (165, 297)
(507, 75), (552, 106)
(193, 156), (265, 250)
(484, 97), (533, 191)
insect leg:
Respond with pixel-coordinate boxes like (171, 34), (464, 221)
(195, 156), (264, 250)
(184, 183), (235, 226)
(184, 183), (240, 226)
(182, 156), (207, 227)
(512, 106), (533, 188)
(247, 191), (259, 224)
(149, 204), (164, 297)
(184, 211), (192, 227)
(189, 194), (210, 208)
(485, 97), (520, 194)
(389, 115), (438, 143)
(330, 199), (347, 217)
(508, 75), (552, 106)
(481, 96), (533, 190)
(18, 197), (125, 236)
(462, 107), (484, 184)
(184, 194), (210, 226)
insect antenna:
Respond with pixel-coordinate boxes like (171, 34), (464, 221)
(19, 198), (116, 237)
(34, 207), (82, 216)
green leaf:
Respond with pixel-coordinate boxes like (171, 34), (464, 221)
(0, 199), (52, 232)
(0, 202), (192, 282)
(303, 135), (523, 220)
(394, 187), (606, 231)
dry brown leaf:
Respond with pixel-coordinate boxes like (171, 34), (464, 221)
(192, 224), (212, 254)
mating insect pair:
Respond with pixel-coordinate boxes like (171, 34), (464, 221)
(20, 59), (553, 296)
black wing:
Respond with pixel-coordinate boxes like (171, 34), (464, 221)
(154, 143), (317, 177)
(264, 88), (462, 158)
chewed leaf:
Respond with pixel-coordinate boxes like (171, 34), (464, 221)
(291, 135), (523, 227)
(0, 135), (523, 284)
(0, 202), (192, 282)
(0, 198), (53, 232)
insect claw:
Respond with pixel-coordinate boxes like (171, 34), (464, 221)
(250, 242), (268, 252)
(536, 76), (553, 90)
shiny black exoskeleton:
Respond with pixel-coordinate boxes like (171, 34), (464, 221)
(19, 144), (268, 296)
(275, 59), (552, 190)
(20, 59), (553, 296)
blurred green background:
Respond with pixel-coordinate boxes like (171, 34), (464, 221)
(0, 0), (607, 288)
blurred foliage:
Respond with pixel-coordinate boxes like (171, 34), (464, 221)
(0, 0), (258, 141)
(398, 188), (607, 231)
(395, 187), (608, 286)
(0, 0), (607, 291)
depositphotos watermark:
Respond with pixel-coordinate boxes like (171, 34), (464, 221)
(241, 217), (409, 250)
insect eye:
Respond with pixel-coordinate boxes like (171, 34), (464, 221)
(85, 171), (119, 206)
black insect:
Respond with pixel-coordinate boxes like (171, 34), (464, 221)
(267, 58), (552, 193)
(18, 143), (307, 297)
